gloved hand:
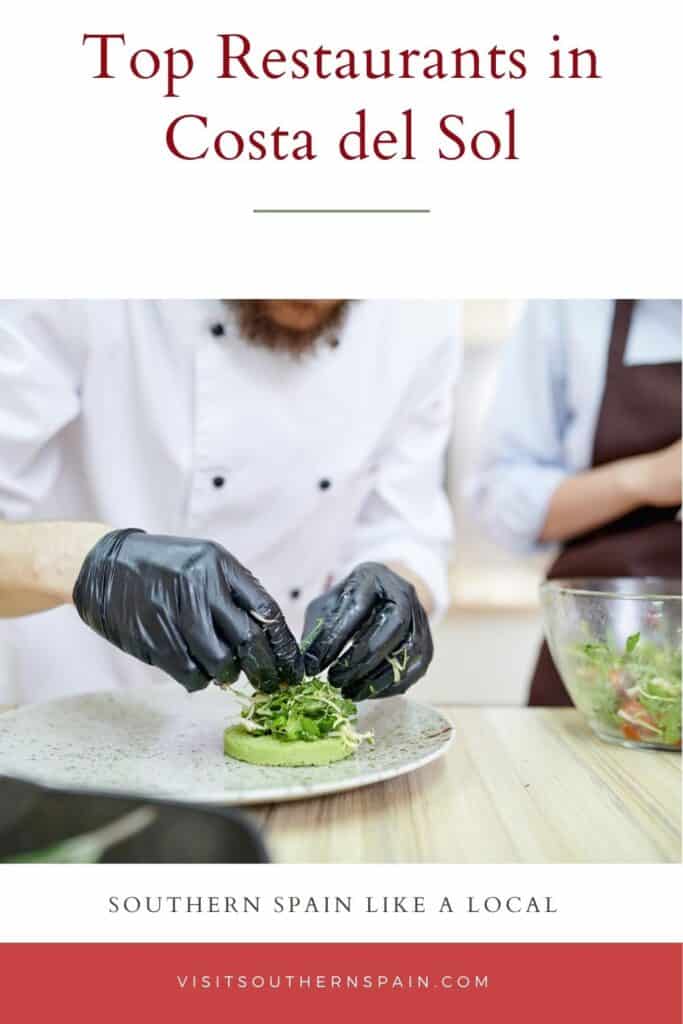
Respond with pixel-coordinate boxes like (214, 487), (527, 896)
(73, 529), (303, 693)
(302, 562), (433, 700)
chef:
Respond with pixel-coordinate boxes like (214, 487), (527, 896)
(0, 300), (459, 705)
(470, 299), (682, 705)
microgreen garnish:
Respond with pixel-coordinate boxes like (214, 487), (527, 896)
(387, 646), (410, 684)
(230, 676), (373, 751)
(301, 617), (325, 653)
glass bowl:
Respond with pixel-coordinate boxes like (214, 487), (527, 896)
(540, 578), (681, 750)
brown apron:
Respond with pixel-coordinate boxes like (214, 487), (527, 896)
(529, 300), (682, 706)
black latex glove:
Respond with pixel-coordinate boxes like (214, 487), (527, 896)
(73, 529), (303, 694)
(302, 562), (433, 700)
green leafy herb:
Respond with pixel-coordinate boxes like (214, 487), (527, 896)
(625, 632), (641, 654)
(230, 676), (373, 751)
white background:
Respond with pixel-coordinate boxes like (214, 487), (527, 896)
(1, 864), (681, 942)
(0, 0), (680, 297)
(0, 0), (680, 944)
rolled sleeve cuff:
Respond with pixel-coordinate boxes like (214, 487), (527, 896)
(468, 463), (569, 555)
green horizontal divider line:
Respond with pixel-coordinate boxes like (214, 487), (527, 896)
(253, 208), (431, 214)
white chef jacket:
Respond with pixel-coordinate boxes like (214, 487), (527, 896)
(0, 300), (460, 703)
(469, 299), (682, 554)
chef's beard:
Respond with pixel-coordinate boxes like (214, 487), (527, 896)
(228, 300), (350, 355)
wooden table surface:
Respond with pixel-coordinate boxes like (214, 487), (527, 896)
(1, 703), (679, 863)
(249, 707), (681, 864)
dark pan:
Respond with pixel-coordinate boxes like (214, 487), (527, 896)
(0, 775), (269, 863)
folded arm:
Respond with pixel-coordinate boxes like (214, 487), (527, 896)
(539, 441), (682, 542)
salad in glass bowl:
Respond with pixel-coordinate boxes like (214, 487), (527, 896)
(540, 578), (681, 750)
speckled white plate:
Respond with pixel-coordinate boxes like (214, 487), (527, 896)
(0, 684), (453, 806)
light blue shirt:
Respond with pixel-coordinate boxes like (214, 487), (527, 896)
(469, 299), (682, 553)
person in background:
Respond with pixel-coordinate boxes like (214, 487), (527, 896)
(470, 299), (681, 705)
(0, 300), (459, 705)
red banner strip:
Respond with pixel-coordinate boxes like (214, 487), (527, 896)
(1, 943), (680, 1023)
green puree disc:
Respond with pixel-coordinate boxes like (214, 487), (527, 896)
(224, 726), (354, 767)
